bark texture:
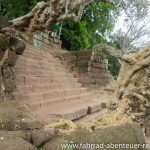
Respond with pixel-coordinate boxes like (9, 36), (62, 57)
(10, 0), (94, 41)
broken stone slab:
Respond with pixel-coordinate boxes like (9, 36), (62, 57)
(63, 108), (88, 121)
(63, 112), (77, 120)
(0, 136), (37, 150)
(31, 129), (56, 147)
(75, 108), (88, 119)
(88, 103), (102, 114)
(43, 124), (146, 150)
(0, 130), (31, 143)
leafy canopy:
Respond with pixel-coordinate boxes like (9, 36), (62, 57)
(61, 0), (118, 51)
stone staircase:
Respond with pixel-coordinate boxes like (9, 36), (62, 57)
(13, 44), (109, 122)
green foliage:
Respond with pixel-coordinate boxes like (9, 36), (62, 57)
(105, 52), (121, 79)
(61, 21), (90, 51)
(0, 0), (39, 19)
(61, 0), (118, 51)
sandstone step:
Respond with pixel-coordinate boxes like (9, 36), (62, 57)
(44, 88), (87, 100)
(15, 85), (34, 94)
(15, 83), (82, 93)
(12, 44), (108, 123)
(28, 93), (91, 110)
(22, 51), (55, 60)
(14, 92), (45, 101)
(15, 68), (73, 78)
(28, 77), (77, 85)
(15, 83), (86, 94)
(14, 88), (88, 101)
(15, 62), (68, 72)
(25, 45), (53, 55)
(30, 98), (104, 121)
(75, 108), (108, 123)
(15, 76), (78, 85)
(18, 57), (62, 67)
(22, 50), (54, 60)
(20, 52), (60, 62)
(32, 82), (82, 92)
(23, 48), (61, 62)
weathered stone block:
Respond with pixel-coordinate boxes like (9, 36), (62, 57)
(48, 37), (54, 42)
(77, 50), (92, 57)
(75, 108), (88, 119)
(43, 124), (146, 150)
(79, 77), (90, 84)
(101, 102), (107, 108)
(54, 38), (62, 44)
(0, 137), (37, 150)
(91, 55), (104, 62)
(88, 104), (102, 113)
(7, 51), (18, 66)
(41, 31), (49, 39)
(77, 61), (88, 67)
(3, 78), (15, 92)
(32, 129), (56, 147)
(77, 56), (91, 61)
(43, 38), (50, 45)
(0, 51), (4, 60)
(63, 112), (77, 120)
(145, 126), (150, 137)
(37, 40), (44, 46)
(2, 66), (12, 78)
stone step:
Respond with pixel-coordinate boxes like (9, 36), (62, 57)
(15, 83), (82, 94)
(28, 93), (91, 110)
(12, 44), (109, 123)
(18, 56), (62, 67)
(15, 76), (78, 85)
(20, 52), (60, 62)
(13, 88), (87, 101)
(25, 45), (53, 56)
(24, 45), (48, 53)
(44, 88), (87, 100)
(75, 109), (108, 123)
(15, 68), (73, 78)
(15, 62), (68, 72)
(22, 51), (55, 60)
(30, 98), (104, 121)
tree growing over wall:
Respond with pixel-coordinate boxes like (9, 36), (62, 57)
(61, 0), (118, 51)
(8, 0), (94, 40)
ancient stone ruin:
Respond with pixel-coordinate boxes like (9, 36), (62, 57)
(0, 16), (26, 100)
(83, 47), (150, 136)
(0, 0), (150, 148)
(33, 30), (62, 49)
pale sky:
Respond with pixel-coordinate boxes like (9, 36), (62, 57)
(113, 5), (150, 48)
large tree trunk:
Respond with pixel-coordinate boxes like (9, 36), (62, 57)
(9, 0), (94, 41)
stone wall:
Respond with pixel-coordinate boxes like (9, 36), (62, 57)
(61, 50), (112, 87)
(0, 35), (26, 100)
(33, 30), (62, 49)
